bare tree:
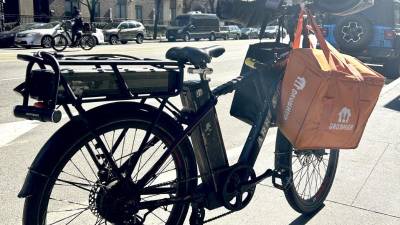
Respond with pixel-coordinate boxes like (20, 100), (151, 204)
(79, 0), (99, 23)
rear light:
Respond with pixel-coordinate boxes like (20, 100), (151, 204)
(384, 29), (395, 40)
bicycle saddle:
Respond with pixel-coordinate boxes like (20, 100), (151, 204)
(166, 46), (225, 68)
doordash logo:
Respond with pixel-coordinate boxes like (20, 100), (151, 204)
(283, 76), (306, 121)
(329, 107), (354, 131)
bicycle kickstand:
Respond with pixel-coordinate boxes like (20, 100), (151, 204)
(189, 203), (205, 225)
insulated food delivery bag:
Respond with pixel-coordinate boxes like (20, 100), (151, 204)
(277, 10), (385, 149)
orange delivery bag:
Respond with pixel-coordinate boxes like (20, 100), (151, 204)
(277, 9), (385, 150)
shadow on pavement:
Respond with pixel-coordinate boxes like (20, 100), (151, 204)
(384, 95), (400, 112)
(288, 205), (325, 225)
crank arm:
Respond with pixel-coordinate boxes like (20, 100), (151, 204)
(240, 169), (274, 192)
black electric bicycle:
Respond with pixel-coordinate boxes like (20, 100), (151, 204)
(51, 20), (97, 52)
(13, 39), (339, 224)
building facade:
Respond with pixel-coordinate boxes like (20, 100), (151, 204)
(2, 0), (184, 28)
(183, 0), (216, 13)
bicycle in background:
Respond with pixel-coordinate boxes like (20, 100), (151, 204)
(51, 20), (97, 52)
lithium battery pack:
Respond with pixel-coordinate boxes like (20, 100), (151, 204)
(58, 66), (181, 99)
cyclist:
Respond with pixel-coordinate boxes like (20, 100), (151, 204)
(71, 8), (84, 46)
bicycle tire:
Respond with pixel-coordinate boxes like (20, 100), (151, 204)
(51, 34), (68, 52)
(22, 102), (197, 225)
(80, 34), (96, 51)
(275, 129), (339, 214)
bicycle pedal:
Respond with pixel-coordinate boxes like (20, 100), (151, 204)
(271, 169), (289, 191)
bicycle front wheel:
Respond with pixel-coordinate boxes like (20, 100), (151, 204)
(23, 103), (197, 225)
(51, 34), (68, 52)
(275, 129), (339, 214)
(80, 35), (96, 51)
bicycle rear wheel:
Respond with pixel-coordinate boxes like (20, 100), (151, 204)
(22, 103), (197, 225)
(275, 129), (339, 214)
(80, 34), (96, 51)
(51, 34), (68, 52)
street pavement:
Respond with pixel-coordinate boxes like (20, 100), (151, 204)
(0, 39), (399, 225)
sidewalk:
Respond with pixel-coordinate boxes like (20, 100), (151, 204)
(208, 78), (400, 225)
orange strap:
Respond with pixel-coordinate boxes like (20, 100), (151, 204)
(293, 8), (363, 80)
(292, 10), (304, 49)
(306, 9), (363, 80)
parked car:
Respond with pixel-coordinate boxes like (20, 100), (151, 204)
(240, 27), (259, 39)
(166, 13), (220, 42)
(14, 22), (60, 48)
(14, 21), (104, 49)
(0, 23), (38, 48)
(103, 20), (145, 45)
(262, 25), (287, 39)
(323, 0), (400, 78)
(219, 25), (241, 40)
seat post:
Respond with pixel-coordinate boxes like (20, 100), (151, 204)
(188, 67), (213, 80)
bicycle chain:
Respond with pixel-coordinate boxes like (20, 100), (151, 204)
(145, 166), (233, 190)
(146, 151), (291, 190)
(203, 210), (236, 224)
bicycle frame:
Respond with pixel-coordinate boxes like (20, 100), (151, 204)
(14, 51), (282, 212)
(57, 21), (87, 47)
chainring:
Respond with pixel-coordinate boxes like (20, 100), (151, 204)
(221, 165), (256, 211)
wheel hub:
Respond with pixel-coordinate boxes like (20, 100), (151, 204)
(90, 179), (141, 224)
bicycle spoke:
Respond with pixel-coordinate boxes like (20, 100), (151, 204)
(65, 208), (88, 225)
(79, 149), (99, 180)
(130, 129), (138, 155)
(135, 154), (143, 182)
(120, 131), (127, 167)
(102, 134), (111, 152)
(307, 156), (318, 198)
(60, 171), (95, 185)
(47, 207), (88, 213)
(145, 157), (175, 187)
(150, 211), (166, 223)
(300, 163), (311, 198)
(47, 207), (89, 225)
(55, 178), (92, 192)
(110, 128), (128, 156)
(69, 159), (95, 186)
(49, 198), (88, 207)
(133, 141), (163, 181)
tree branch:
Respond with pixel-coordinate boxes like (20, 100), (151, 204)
(79, 0), (88, 7)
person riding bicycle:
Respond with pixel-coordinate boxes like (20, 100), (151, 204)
(71, 8), (84, 46)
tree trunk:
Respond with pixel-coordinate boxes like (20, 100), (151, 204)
(153, 0), (162, 40)
(90, 0), (97, 23)
(81, 0), (97, 23)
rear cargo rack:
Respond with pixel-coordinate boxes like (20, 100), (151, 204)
(13, 51), (185, 122)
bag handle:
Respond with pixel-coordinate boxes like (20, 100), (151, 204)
(293, 9), (364, 80)
(307, 10), (364, 80)
(293, 9), (305, 49)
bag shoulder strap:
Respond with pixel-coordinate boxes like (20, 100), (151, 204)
(294, 8), (363, 80)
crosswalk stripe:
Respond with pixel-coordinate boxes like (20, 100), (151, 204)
(0, 120), (39, 148)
